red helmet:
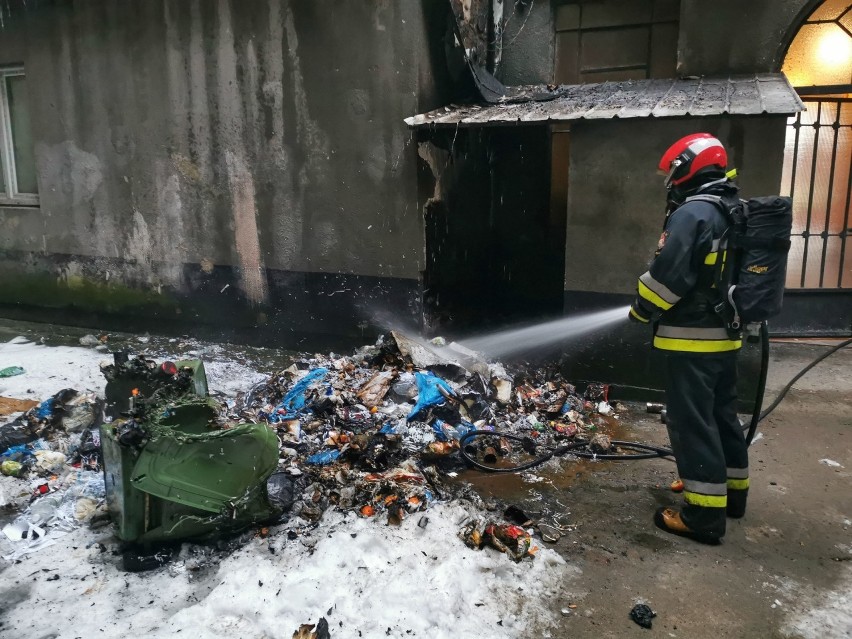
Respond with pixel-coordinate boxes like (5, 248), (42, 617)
(658, 133), (727, 189)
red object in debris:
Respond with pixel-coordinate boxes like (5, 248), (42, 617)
(503, 525), (527, 539)
(37, 484), (49, 495)
(161, 361), (179, 376)
(554, 422), (578, 437)
(670, 479), (684, 493)
(485, 524), (526, 539)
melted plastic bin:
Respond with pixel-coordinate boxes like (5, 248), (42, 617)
(100, 359), (280, 543)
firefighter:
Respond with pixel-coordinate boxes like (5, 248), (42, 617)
(629, 133), (748, 544)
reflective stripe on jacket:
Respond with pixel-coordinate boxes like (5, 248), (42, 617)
(632, 187), (742, 354)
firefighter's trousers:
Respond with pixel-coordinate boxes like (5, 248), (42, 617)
(665, 353), (749, 536)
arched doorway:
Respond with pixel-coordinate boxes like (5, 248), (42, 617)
(779, 0), (852, 334)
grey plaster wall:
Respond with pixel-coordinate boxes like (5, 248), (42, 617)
(498, 0), (556, 85)
(678, 0), (815, 75)
(1, 0), (441, 311)
(563, 115), (789, 295)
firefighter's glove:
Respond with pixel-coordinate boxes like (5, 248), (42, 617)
(628, 300), (652, 324)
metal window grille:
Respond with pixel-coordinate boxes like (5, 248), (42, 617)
(781, 97), (852, 289)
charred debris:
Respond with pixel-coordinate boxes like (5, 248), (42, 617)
(1, 330), (628, 566)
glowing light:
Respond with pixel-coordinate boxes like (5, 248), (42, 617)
(817, 29), (852, 67)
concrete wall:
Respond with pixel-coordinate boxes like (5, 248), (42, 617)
(0, 0), (448, 344)
(678, 0), (815, 75)
(564, 115), (789, 296)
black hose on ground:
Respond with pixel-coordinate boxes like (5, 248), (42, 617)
(459, 430), (675, 473)
(460, 330), (852, 473)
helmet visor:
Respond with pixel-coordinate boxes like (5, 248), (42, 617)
(661, 159), (682, 188)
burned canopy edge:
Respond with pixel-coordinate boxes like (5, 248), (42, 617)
(404, 74), (805, 128)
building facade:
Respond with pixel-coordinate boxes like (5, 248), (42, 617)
(0, 0), (847, 362)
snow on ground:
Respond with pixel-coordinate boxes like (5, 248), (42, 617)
(0, 503), (576, 639)
(781, 531), (852, 639)
(0, 336), (266, 400)
(0, 336), (108, 399)
(781, 567), (852, 639)
(0, 335), (579, 638)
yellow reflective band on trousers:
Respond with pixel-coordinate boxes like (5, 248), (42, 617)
(704, 250), (727, 265)
(684, 490), (727, 508)
(630, 307), (650, 323)
(637, 280), (674, 310)
(727, 478), (750, 490)
(654, 336), (743, 353)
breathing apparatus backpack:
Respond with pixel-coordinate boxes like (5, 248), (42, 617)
(685, 194), (793, 333)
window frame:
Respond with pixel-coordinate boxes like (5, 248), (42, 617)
(0, 66), (39, 207)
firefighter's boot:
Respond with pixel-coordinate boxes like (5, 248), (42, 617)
(654, 507), (723, 545)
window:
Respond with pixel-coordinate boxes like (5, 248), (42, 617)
(0, 67), (38, 206)
(782, 0), (852, 89)
(779, 1), (852, 289)
(554, 0), (680, 85)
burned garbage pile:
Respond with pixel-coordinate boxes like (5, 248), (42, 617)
(1, 389), (107, 560)
(234, 331), (625, 546)
(0, 388), (103, 478)
(2, 332), (626, 566)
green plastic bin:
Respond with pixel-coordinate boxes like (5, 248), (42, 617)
(100, 361), (279, 543)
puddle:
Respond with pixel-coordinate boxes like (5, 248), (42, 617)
(452, 413), (635, 503)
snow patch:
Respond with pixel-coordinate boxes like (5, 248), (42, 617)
(0, 338), (107, 399)
(781, 566), (852, 639)
(159, 503), (576, 639)
(0, 336), (269, 403)
(0, 504), (577, 639)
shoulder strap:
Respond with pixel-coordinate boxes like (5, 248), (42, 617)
(682, 194), (746, 226)
(683, 194), (725, 207)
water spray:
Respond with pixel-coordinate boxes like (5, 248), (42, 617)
(461, 322), (852, 473)
(458, 305), (631, 359)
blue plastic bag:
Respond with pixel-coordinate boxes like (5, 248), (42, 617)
(408, 372), (454, 422)
(269, 368), (328, 423)
(456, 420), (475, 438)
(431, 419), (449, 442)
(0, 444), (35, 464)
(432, 418), (475, 441)
(305, 449), (341, 466)
(35, 398), (55, 421)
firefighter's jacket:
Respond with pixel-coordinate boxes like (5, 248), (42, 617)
(630, 186), (743, 354)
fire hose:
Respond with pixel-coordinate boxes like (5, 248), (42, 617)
(460, 324), (852, 473)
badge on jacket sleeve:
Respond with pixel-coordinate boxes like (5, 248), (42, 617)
(656, 231), (669, 255)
